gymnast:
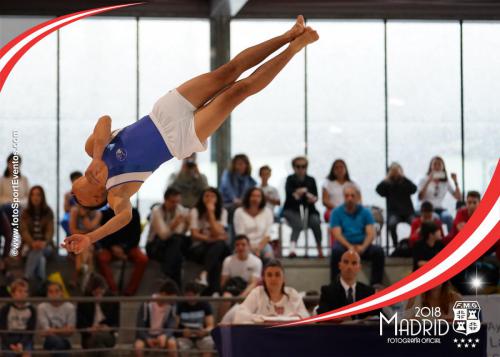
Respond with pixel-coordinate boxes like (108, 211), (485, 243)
(63, 16), (318, 254)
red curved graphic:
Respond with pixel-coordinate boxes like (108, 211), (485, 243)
(0, 3), (143, 92)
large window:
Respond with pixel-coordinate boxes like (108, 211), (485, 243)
(307, 20), (386, 210)
(387, 21), (462, 213)
(231, 20), (305, 192)
(463, 21), (500, 195)
(0, 16), (57, 214)
(138, 18), (210, 219)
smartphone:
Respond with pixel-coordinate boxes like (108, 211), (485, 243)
(432, 171), (446, 180)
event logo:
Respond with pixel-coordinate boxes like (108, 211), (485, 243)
(116, 148), (127, 161)
(379, 300), (481, 348)
(452, 301), (481, 335)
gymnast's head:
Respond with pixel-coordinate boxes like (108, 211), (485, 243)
(71, 176), (108, 210)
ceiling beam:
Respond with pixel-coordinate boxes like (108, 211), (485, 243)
(210, 0), (248, 17)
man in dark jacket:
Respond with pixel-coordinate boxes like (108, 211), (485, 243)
(376, 162), (417, 248)
(318, 250), (380, 320)
(0, 279), (36, 356)
(96, 207), (148, 295)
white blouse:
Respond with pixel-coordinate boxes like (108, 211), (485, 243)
(233, 286), (309, 324)
(233, 207), (273, 249)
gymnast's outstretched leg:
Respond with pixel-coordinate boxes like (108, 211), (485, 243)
(193, 27), (319, 142)
(176, 15), (306, 109)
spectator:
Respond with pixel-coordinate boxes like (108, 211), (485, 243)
(135, 279), (179, 357)
(413, 221), (444, 271)
(69, 204), (101, 288)
(258, 165), (281, 215)
(322, 159), (358, 222)
(330, 184), (385, 286)
(168, 153), (208, 209)
(0, 279), (36, 357)
(77, 274), (119, 353)
(318, 250), (380, 319)
(97, 207), (148, 296)
(146, 187), (190, 287)
(417, 156), (461, 231)
(376, 162), (417, 248)
(283, 156), (323, 258)
(175, 282), (215, 357)
(188, 187), (230, 294)
(444, 191), (481, 245)
(219, 235), (262, 320)
(234, 187), (274, 260)
(61, 171), (82, 236)
(409, 201), (444, 247)
(234, 259), (309, 324)
(37, 282), (76, 357)
(0, 153), (29, 258)
(20, 186), (54, 282)
(404, 281), (461, 320)
(219, 154), (256, 217)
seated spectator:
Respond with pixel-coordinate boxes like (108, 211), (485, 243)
(417, 156), (461, 231)
(412, 221), (444, 271)
(322, 159), (359, 222)
(404, 281), (461, 320)
(37, 282), (76, 357)
(219, 235), (262, 319)
(283, 156), (323, 258)
(168, 153), (208, 209)
(61, 171), (82, 236)
(69, 204), (101, 288)
(318, 250), (379, 319)
(409, 201), (444, 247)
(329, 184), (385, 286)
(188, 188), (230, 294)
(176, 282), (215, 357)
(77, 274), (119, 352)
(234, 188), (274, 260)
(234, 259), (309, 324)
(0, 279), (36, 357)
(20, 186), (54, 283)
(97, 207), (148, 295)
(444, 190), (481, 245)
(376, 162), (417, 248)
(1, 153), (29, 259)
(146, 187), (190, 287)
(135, 279), (179, 357)
(258, 165), (281, 216)
(219, 154), (256, 220)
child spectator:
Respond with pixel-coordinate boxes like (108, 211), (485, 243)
(409, 201), (444, 247)
(176, 282), (215, 357)
(258, 165), (281, 215)
(413, 221), (444, 271)
(444, 191), (481, 245)
(135, 279), (179, 357)
(0, 279), (36, 357)
(61, 171), (82, 235)
(37, 282), (76, 357)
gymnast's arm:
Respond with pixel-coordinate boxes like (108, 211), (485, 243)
(63, 194), (132, 253)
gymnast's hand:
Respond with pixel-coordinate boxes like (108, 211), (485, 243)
(62, 234), (92, 254)
(85, 158), (107, 186)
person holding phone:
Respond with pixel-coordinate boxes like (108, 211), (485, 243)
(417, 156), (461, 231)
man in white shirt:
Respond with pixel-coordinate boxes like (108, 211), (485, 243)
(219, 235), (262, 320)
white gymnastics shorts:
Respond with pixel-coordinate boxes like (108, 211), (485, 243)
(149, 89), (207, 160)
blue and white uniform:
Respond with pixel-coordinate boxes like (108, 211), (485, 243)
(103, 89), (207, 190)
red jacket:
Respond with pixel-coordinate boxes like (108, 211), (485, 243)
(409, 217), (444, 247)
(444, 208), (470, 245)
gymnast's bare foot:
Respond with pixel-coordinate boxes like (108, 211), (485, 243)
(285, 15), (306, 41)
(289, 26), (319, 53)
